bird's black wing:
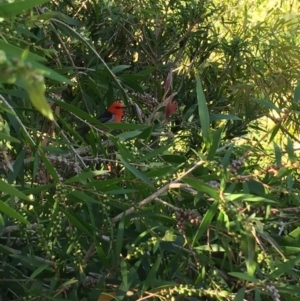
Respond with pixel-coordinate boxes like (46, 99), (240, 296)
(97, 111), (113, 123)
(75, 111), (112, 134)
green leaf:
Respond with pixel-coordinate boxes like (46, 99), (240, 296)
(31, 61), (72, 84)
(252, 98), (280, 112)
(207, 127), (223, 160)
(268, 254), (300, 279)
(137, 125), (154, 140)
(182, 104), (197, 121)
(86, 179), (121, 190)
(0, 40), (45, 62)
(269, 123), (281, 142)
(0, 0), (50, 18)
(233, 287), (246, 301)
(39, 150), (60, 183)
(221, 144), (234, 167)
(120, 260), (129, 291)
(10, 254), (47, 267)
(29, 264), (51, 279)
(0, 180), (30, 202)
(7, 148), (26, 184)
(210, 114), (242, 121)
(62, 210), (94, 238)
(143, 255), (162, 291)
(112, 65), (131, 74)
(22, 184), (55, 195)
(115, 140), (135, 162)
(259, 231), (285, 259)
(278, 167), (290, 178)
(286, 137), (297, 162)
(119, 156), (154, 187)
(0, 200), (29, 225)
(0, 133), (20, 143)
(64, 170), (109, 184)
(273, 142), (282, 166)
(139, 144), (171, 162)
(69, 190), (101, 205)
(293, 80), (300, 103)
(245, 231), (257, 276)
(196, 73), (210, 146)
(24, 77), (54, 120)
(182, 178), (220, 200)
(136, 67), (156, 77)
(145, 166), (175, 178)
(255, 288), (262, 301)
(57, 279), (78, 290)
(115, 214), (125, 259)
(225, 194), (276, 203)
(95, 244), (110, 268)
(40, 146), (69, 155)
(50, 12), (83, 26)
(117, 130), (143, 140)
(192, 200), (219, 246)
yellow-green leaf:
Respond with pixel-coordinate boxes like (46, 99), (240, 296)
(25, 78), (53, 120)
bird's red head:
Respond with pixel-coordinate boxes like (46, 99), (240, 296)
(107, 101), (125, 122)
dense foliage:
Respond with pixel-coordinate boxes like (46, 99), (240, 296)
(1, 0), (300, 300)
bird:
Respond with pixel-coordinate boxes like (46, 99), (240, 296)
(76, 101), (125, 134)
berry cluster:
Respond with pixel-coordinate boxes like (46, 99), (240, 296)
(228, 158), (244, 174)
(175, 209), (201, 234)
(130, 91), (159, 111)
(266, 284), (280, 301)
(85, 275), (100, 288)
(48, 155), (82, 178)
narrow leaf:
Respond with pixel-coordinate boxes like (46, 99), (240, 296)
(196, 73), (210, 145)
(233, 287), (246, 301)
(0, 40), (45, 62)
(111, 65), (131, 74)
(286, 137), (297, 162)
(119, 156), (154, 187)
(143, 255), (162, 291)
(293, 80), (300, 103)
(210, 114), (242, 121)
(29, 264), (51, 279)
(192, 200), (219, 245)
(0, 200), (29, 225)
(273, 142), (282, 166)
(24, 77), (53, 120)
(207, 127), (223, 160)
(252, 98), (280, 112)
(182, 178), (220, 200)
(62, 210), (93, 238)
(64, 170), (109, 184)
(0, 133), (20, 143)
(0, 0), (50, 18)
(0, 180), (30, 201)
(115, 214), (125, 259)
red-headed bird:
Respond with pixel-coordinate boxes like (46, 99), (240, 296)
(76, 101), (125, 134)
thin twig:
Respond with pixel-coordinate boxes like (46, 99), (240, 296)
(154, 197), (179, 210)
(111, 160), (204, 223)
